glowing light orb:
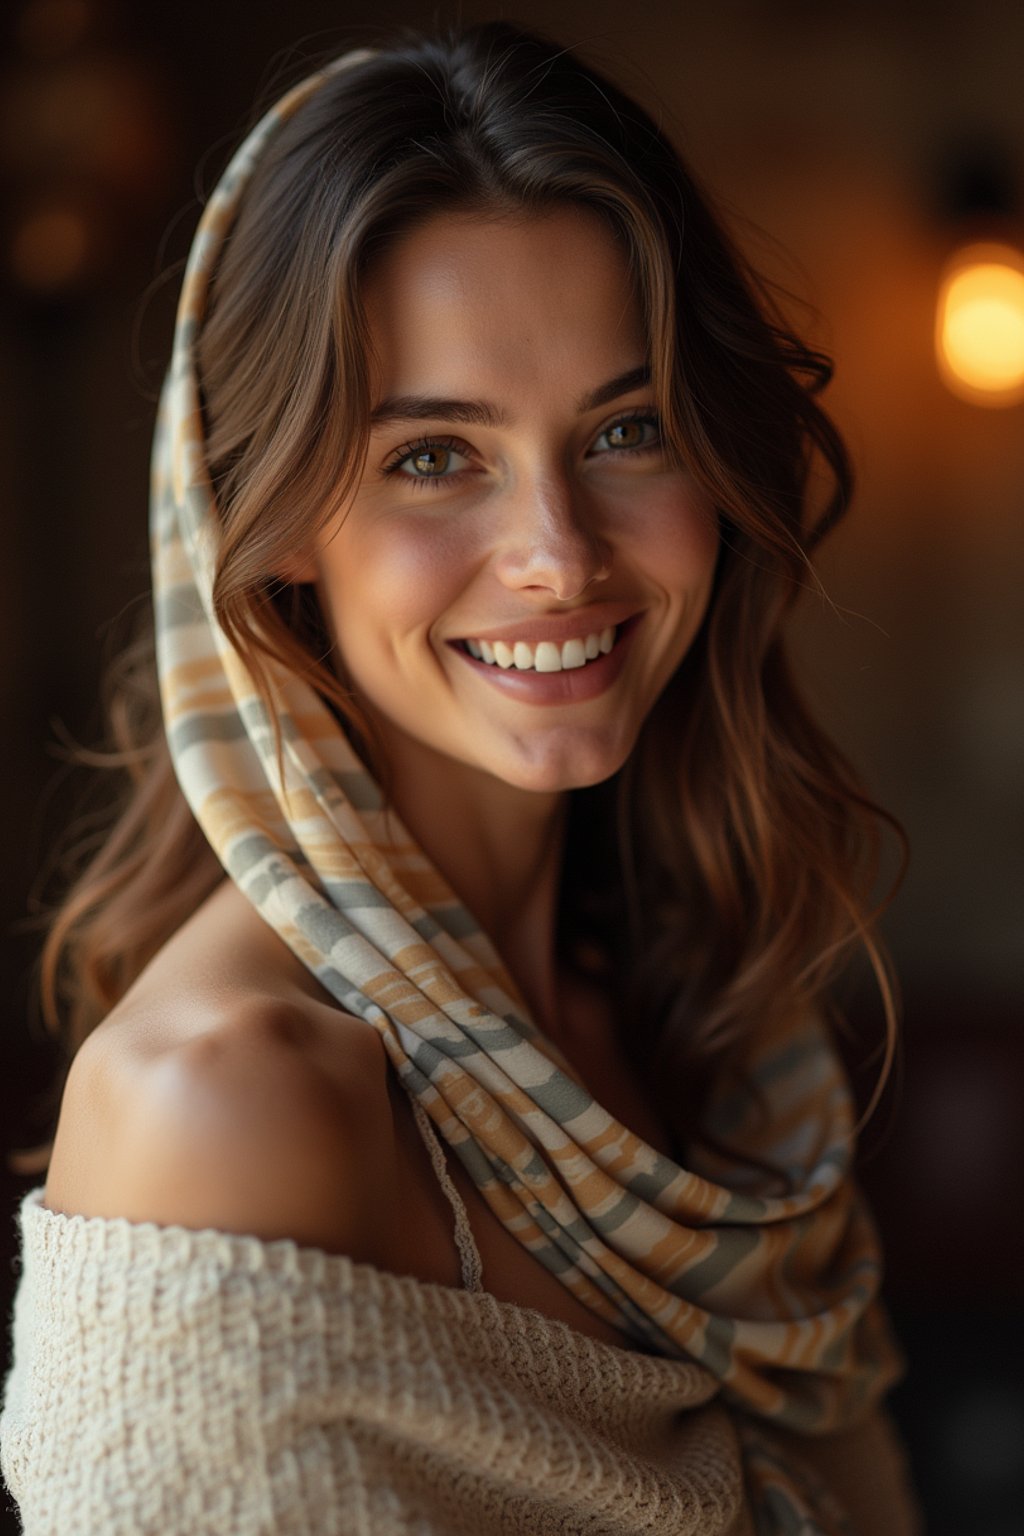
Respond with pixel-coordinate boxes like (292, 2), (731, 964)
(936, 242), (1024, 405)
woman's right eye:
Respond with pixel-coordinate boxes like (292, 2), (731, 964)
(384, 438), (472, 483)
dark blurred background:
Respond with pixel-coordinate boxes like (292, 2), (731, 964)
(1, 2), (1022, 1532)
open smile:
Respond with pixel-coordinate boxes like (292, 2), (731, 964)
(463, 624), (617, 672)
(448, 615), (642, 705)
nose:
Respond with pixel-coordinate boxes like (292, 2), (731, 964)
(493, 473), (612, 601)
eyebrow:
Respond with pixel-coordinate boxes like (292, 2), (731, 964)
(368, 364), (652, 429)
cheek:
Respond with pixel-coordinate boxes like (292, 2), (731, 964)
(628, 483), (720, 591)
(319, 516), (473, 654)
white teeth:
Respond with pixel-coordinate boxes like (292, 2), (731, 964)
(465, 626), (620, 672)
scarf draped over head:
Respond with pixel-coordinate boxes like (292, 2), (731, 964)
(152, 51), (902, 1534)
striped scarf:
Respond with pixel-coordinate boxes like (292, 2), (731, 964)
(153, 52), (901, 1533)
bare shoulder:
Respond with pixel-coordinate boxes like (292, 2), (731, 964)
(43, 880), (398, 1259)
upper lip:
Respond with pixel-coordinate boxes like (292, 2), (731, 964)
(450, 602), (641, 648)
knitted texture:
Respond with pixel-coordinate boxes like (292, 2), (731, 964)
(2, 1189), (754, 1536)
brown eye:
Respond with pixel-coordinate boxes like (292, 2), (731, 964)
(606, 420), (643, 448)
(388, 440), (472, 483)
(592, 415), (661, 455)
(408, 447), (451, 476)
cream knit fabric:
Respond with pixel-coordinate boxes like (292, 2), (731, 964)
(2, 1188), (756, 1536)
(0, 1187), (920, 1536)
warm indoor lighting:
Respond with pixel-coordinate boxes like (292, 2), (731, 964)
(936, 242), (1024, 406)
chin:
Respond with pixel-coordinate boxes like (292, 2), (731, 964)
(485, 734), (635, 795)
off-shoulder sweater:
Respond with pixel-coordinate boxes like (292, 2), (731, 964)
(1, 1106), (919, 1536)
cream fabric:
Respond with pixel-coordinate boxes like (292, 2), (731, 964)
(0, 1188), (919, 1536)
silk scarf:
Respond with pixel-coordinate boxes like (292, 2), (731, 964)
(152, 51), (902, 1533)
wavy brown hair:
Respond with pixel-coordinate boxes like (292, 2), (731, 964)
(31, 21), (901, 1169)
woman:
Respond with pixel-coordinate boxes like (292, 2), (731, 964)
(1, 22), (918, 1535)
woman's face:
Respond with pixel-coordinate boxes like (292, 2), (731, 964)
(310, 206), (719, 795)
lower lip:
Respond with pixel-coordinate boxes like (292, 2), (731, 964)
(448, 616), (642, 705)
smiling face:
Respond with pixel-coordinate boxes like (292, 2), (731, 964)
(310, 206), (719, 796)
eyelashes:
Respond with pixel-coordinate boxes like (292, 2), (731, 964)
(380, 409), (663, 491)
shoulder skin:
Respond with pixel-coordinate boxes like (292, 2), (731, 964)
(43, 880), (399, 1259)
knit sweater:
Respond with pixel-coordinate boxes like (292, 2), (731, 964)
(1, 1185), (918, 1536)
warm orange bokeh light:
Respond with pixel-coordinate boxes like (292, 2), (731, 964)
(936, 242), (1024, 406)
(9, 204), (93, 292)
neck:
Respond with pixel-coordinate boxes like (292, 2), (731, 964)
(379, 736), (569, 1031)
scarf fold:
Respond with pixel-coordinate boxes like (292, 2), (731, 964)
(152, 52), (901, 1533)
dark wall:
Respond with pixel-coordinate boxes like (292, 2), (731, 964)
(2, 3), (1022, 1532)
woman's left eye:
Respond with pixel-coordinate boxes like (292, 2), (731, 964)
(590, 414), (662, 455)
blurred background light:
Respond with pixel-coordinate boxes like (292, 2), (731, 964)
(9, 200), (94, 291)
(0, 0), (174, 298)
(936, 242), (1024, 405)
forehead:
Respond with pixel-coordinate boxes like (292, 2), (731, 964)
(360, 207), (647, 401)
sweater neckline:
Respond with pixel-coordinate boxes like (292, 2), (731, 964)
(18, 1185), (683, 1371)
